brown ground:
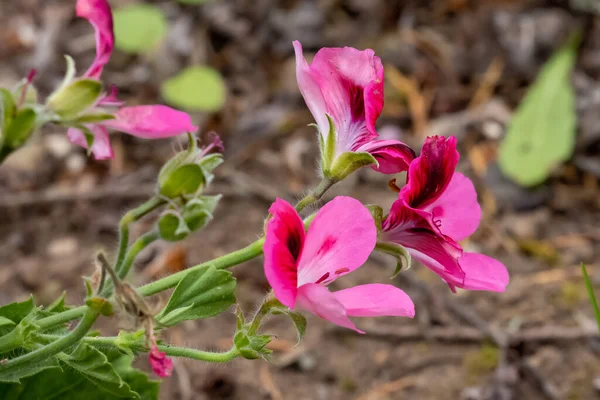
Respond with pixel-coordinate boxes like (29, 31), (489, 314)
(1, 0), (600, 399)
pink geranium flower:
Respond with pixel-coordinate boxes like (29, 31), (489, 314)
(293, 41), (415, 176)
(381, 136), (509, 292)
(264, 196), (415, 333)
(68, 0), (197, 159)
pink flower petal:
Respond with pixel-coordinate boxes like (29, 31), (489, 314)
(263, 198), (305, 308)
(401, 136), (459, 209)
(424, 172), (481, 241)
(357, 139), (416, 174)
(76, 0), (114, 79)
(293, 41), (329, 140)
(149, 345), (173, 378)
(382, 201), (465, 285)
(333, 284), (415, 318)
(67, 125), (114, 160)
(297, 196), (376, 286)
(101, 105), (197, 139)
(296, 283), (362, 333)
(458, 252), (509, 292)
(296, 42), (384, 153)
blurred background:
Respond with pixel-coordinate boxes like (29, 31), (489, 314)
(1, 0), (600, 399)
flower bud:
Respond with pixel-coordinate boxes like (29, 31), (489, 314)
(157, 133), (223, 199)
(46, 78), (103, 120)
(157, 195), (222, 242)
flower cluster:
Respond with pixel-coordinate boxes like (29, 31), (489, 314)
(264, 42), (509, 332)
(0, 0), (510, 390)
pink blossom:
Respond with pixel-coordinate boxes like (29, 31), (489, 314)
(293, 41), (415, 174)
(381, 136), (509, 292)
(264, 196), (415, 333)
(68, 0), (197, 160)
(148, 344), (173, 378)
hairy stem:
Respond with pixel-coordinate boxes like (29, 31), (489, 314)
(295, 178), (335, 212)
(138, 237), (265, 296)
(114, 197), (165, 277)
(0, 309), (99, 376)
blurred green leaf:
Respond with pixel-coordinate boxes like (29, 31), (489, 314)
(114, 4), (168, 54)
(499, 34), (579, 187)
(156, 265), (236, 326)
(581, 263), (600, 334)
(161, 66), (226, 112)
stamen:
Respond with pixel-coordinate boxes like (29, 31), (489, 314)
(315, 272), (330, 284)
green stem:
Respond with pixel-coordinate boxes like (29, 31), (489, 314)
(114, 197), (165, 277)
(138, 237), (265, 296)
(295, 178), (335, 212)
(34, 334), (239, 363)
(0, 309), (99, 376)
(118, 231), (160, 280)
(36, 307), (87, 330)
(158, 345), (239, 363)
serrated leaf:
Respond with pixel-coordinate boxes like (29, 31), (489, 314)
(114, 4), (167, 54)
(0, 297), (35, 337)
(156, 265), (236, 326)
(0, 358), (61, 384)
(57, 343), (139, 398)
(499, 35), (579, 186)
(0, 353), (158, 400)
(0, 308), (40, 355)
(161, 66), (226, 112)
(375, 242), (412, 278)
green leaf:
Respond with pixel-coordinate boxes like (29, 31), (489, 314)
(3, 108), (37, 150)
(581, 262), (600, 334)
(0, 358), (61, 384)
(46, 292), (70, 314)
(0, 297), (35, 328)
(375, 242), (412, 278)
(114, 4), (168, 54)
(327, 151), (377, 181)
(0, 353), (158, 400)
(0, 308), (40, 355)
(46, 79), (103, 119)
(156, 265), (236, 326)
(57, 343), (140, 398)
(161, 66), (226, 112)
(499, 34), (579, 186)
(0, 317), (14, 329)
(158, 163), (206, 199)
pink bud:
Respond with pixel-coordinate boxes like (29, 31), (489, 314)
(149, 344), (173, 378)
